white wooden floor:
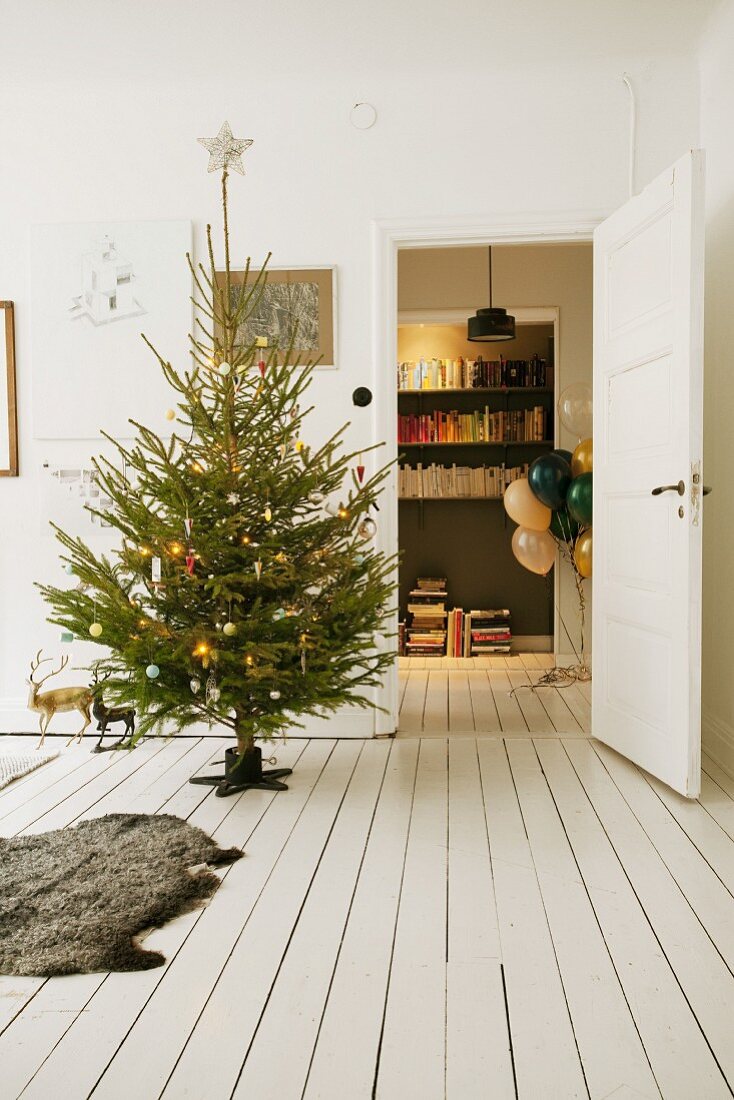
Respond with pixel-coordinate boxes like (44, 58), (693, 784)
(2, 732), (734, 1099)
(399, 652), (591, 735)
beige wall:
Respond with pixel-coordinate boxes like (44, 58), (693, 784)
(397, 322), (553, 364)
(700, 3), (734, 772)
(398, 243), (593, 656)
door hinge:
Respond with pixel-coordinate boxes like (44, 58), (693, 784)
(691, 461), (702, 526)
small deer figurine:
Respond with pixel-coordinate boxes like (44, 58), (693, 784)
(91, 671), (136, 753)
(27, 650), (94, 748)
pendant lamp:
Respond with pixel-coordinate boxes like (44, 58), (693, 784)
(467, 246), (516, 342)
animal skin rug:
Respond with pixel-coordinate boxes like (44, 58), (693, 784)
(0, 813), (243, 976)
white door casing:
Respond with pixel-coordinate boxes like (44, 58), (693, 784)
(592, 150), (705, 797)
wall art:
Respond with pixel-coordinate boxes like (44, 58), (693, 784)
(0, 301), (18, 476)
(30, 220), (192, 440)
(217, 266), (336, 368)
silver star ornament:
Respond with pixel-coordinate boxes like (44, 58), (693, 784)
(198, 121), (253, 176)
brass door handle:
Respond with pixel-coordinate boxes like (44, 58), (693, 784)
(651, 481), (685, 496)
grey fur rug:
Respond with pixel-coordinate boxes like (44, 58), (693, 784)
(0, 814), (242, 976)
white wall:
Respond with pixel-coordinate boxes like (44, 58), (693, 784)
(699, 0), (734, 772)
(0, 0), (706, 730)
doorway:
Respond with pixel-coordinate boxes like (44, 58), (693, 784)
(383, 239), (594, 736)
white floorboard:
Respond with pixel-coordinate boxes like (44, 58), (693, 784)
(2, 732), (734, 1100)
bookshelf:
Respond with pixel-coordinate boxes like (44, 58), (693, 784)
(397, 320), (556, 641)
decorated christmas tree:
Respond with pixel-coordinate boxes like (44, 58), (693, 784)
(38, 123), (395, 793)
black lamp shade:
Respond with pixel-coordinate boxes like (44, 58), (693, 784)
(467, 307), (516, 342)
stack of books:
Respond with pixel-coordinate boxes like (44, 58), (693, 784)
(398, 407), (548, 444)
(406, 577), (448, 656)
(397, 355), (551, 391)
(446, 608), (512, 656)
(399, 462), (529, 499)
(469, 610), (512, 654)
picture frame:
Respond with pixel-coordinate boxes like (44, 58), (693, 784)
(0, 301), (18, 477)
(216, 266), (337, 369)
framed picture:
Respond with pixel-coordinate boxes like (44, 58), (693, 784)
(216, 266), (337, 369)
(0, 301), (18, 477)
(30, 220), (192, 440)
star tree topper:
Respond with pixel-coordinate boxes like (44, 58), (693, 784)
(198, 121), (253, 175)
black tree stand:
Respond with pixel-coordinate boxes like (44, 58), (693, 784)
(189, 744), (292, 797)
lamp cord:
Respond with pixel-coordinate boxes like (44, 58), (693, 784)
(488, 246), (493, 308)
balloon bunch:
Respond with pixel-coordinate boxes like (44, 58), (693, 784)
(503, 382), (593, 684)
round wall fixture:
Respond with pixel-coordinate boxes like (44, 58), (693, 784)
(352, 387), (373, 407)
(350, 102), (377, 130)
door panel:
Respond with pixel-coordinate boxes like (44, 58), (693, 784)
(592, 150), (705, 797)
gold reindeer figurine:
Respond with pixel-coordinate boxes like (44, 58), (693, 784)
(27, 650), (94, 748)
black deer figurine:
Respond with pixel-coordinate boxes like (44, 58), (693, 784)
(91, 673), (136, 752)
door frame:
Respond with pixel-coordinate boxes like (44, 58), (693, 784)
(371, 212), (606, 734)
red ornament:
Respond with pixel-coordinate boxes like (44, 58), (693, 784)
(356, 464), (365, 483)
(258, 359), (266, 377)
(185, 552), (196, 576)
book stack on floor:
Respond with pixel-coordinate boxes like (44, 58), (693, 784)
(447, 608), (512, 656)
(406, 577), (448, 656)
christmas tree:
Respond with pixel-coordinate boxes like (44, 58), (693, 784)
(38, 123), (395, 791)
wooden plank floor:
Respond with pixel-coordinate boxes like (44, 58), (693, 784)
(398, 655), (589, 735)
(2, 734), (734, 1099)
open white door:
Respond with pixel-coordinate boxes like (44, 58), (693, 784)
(592, 149), (705, 797)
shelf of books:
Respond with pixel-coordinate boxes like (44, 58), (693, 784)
(398, 407), (550, 445)
(398, 354), (552, 391)
(399, 461), (528, 499)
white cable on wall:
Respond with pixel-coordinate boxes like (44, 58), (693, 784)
(622, 73), (637, 198)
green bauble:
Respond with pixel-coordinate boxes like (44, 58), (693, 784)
(567, 472), (593, 526)
(550, 507), (580, 542)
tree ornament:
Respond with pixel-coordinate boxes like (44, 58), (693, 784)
(205, 670), (221, 704)
(184, 516), (193, 538)
(64, 563), (74, 575)
(301, 650), (307, 674)
(264, 504), (272, 522)
(165, 409), (176, 421)
(215, 621), (223, 631)
(354, 553), (365, 565)
(218, 361), (232, 376)
(151, 556), (162, 584)
(60, 630), (74, 643)
(186, 552), (196, 576)
(197, 120), (253, 176)
(324, 501), (339, 517)
(146, 664), (160, 679)
(254, 560), (262, 580)
(89, 622), (103, 638)
(272, 608), (286, 621)
(294, 440), (305, 453)
(309, 491), (325, 505)
(269, 689), (281, 700)
(356, 463), (365, 483)
(274, 551), (287, 564)
(223, 622), (237, 637)
(258, 358), (266, 378)
(227, 492), (240, 505)
(358, 516), (377, 539)
(190, 677), (201, 694)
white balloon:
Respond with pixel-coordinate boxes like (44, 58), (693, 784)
(511, 526), (556, 576)
(558, 382), (592, 439)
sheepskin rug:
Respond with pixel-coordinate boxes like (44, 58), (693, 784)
(0, 813), (242, 976)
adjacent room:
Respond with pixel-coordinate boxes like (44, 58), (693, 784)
(1, 2), (734, 1099)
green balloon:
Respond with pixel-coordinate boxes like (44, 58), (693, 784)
(550, 507), (580, 542)
(567, 472), (593, 526)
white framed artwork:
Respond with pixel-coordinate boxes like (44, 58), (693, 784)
(0, 301), (18, 475)
(30, 220), (192, 440)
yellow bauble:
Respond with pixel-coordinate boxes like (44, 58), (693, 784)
(571, 437), (593, 477)
(165, 409), (175, 421)
(222, 622), (236, 637)
(574, 528), (593, 578)
(89, 622), (103, 638)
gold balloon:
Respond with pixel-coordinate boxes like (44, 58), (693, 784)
(503, 478), (551, 532)
(574, 528), (593, 578)
(571, 437), (593, 477)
